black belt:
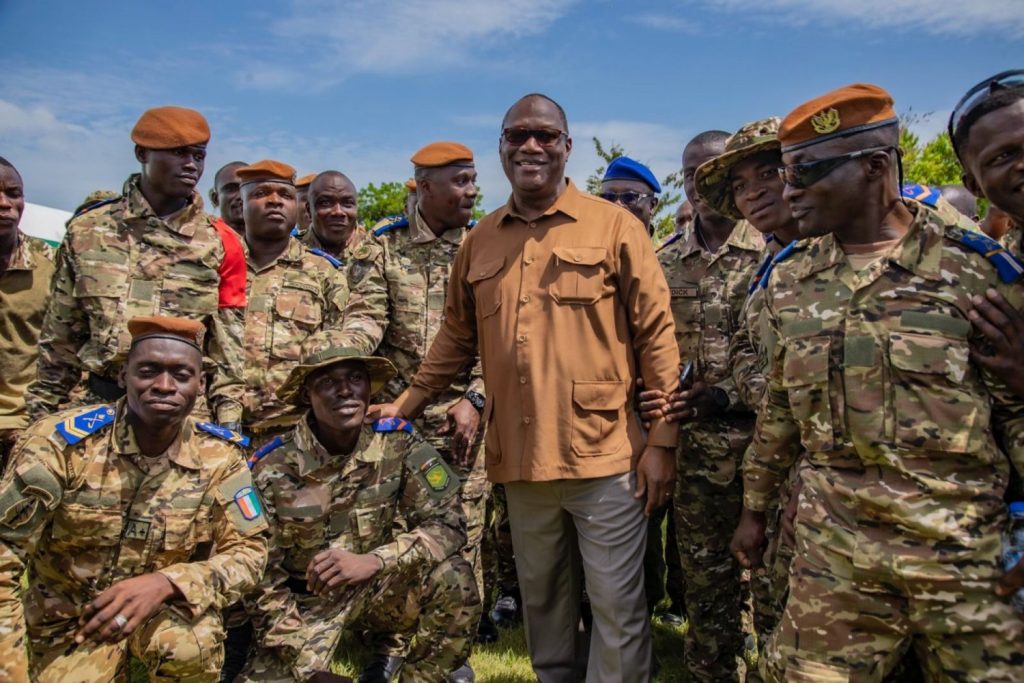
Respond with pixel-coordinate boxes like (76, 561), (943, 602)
(88, 373), (125, 402)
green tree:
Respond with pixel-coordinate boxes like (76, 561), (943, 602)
(358, 181), (406, 226)
(898, 112), (962, 186)
(585, 137), (683, 242)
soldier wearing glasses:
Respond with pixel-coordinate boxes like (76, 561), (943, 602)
(742, 83), (1024, 682)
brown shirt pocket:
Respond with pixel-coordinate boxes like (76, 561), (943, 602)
(571, 380), (627, 457)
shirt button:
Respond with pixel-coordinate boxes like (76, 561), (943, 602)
(529, 222), (537, 228)
(518, 334), (527, 343)
(524, 257), (534, 265)
(523, 416), (532, 424)
(519, 376), (527, 384)
(574, 255), (581, 262)
(520, 295), (530, 303)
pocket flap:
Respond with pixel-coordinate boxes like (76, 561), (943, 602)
(553, 246), (607, 267)
(782, 336), (830, 387)
(163, 511), (197, 548)
(468, 257), (505, 283)
(889, 331), (968, 382)
(51, 503), (122, 544)
(572, 381), (626, 410)
(274, 287), (322, 324)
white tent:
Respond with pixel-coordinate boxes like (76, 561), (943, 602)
(20, 202), (70, 246)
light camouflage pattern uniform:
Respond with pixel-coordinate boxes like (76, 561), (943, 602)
(658, 217), (762, 682)
(0, 400), (268, 683)
(299, 223), (372, 277)
(349, 212), (489, 596)
(27, 175), (247, 424)
(746, 204), (1024, 682)
(242, 238), (356, 438)
(239, 416), (479, 683)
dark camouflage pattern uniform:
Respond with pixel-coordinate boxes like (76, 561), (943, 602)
(658, 217), (763, 682)
(0, 401), (268, 682)
(240, 417), (479, 683)
(746, 205), (1024, 682)
(27, 175), (246, 424)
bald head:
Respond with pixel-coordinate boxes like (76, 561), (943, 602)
(310, 170), (355, 196)
(309, 170), (359, 253)
(502, 93), (568, 132)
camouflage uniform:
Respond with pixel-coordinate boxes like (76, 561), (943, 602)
(658, 217), (763, 682)
(27, 175), (247, 424)
(0, 400), (268, 683)
(240, 416), (479, 683)
(242, 238), (353, 438)
(999, 220), (1023, 261)
(0, 233), (55, 469)
(746, 205), (1024, 682)
(299, 224), (371, 276)
(350, 212), (490, 597)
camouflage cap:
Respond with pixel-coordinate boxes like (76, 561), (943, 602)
(277, 345), (398, 405)
(695, 117), (782, 220)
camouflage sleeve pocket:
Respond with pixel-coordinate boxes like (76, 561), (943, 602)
(0, 461), (63, 538)
(781, 335), (835, 452)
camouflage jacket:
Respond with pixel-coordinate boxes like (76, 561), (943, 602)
(299, 225), (370, 277)
(659, 217), (763, 483)
(243, 238), (353, 431)
(745, 204), (1024, 581)
(0, 401), (267, 671)
(246, 416), (464, 655)
(27, 175), (247, 423)
(1000, 220), (1023, 261)
(349, 212), (484, 449)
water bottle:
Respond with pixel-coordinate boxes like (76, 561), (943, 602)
(1003, 501), (1024, 613)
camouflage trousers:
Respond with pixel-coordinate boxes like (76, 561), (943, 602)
(30, 606), (224, 683)
(760, 468), (1024, 683)
(674, 423), (749, 683)
(481, 483), (519, 611)
(240, 554), (481, 683)
(455, 438), (492, 611)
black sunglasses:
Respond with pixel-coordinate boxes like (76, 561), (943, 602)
(501, 128), (567, 146)
(778, 145), (895, 189)
(599, 191), (656, 206)
(948, 69), (1024, 155)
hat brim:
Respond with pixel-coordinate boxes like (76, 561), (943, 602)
(695, 137), (781, 221)
(277, 353), (398, 405)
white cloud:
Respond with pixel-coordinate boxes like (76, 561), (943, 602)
(569, 120), (689, 189)
(629, 13), (699, 33)
(694, 0), (1024, 37)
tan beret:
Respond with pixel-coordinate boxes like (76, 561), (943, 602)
(779, 83), (897, 153)
(405, 178), (417, 191)
(128, 315), (206, 351)
(131, 106), (210, 149)
(295, 173), (316, 189)
(237, 160), (297, 186)
(410, 141), (474, 168)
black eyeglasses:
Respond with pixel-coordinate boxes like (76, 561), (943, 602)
(948, 69), (1024, 153)
(599, 191), (656, 206)
(501, 128), (567, 146)
(778, 145), (895, 189)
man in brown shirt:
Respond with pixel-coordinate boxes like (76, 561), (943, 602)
(373, 93), (680, 683)
(0, 157), (55, 469)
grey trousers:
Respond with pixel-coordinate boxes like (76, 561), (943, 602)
(505, 472), (651, 683)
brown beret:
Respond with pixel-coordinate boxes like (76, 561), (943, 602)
(295, 173), (316, 189)
(410, 141), (474, 168)
(779, 83), (897, 153)
(405, 178), (417, 191)
(237, 160), (297, 186)
(131, 106), (210, 150)
(128, 316), (206, 352)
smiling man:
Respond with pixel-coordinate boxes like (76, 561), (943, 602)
(239, 345), (476, 683)
(27, 106), (248, 429)
(0, 315), (267, 683)
(743, 83), (1024, 682)
(301, 170), (371, 269)
(371, 94), (680, 683)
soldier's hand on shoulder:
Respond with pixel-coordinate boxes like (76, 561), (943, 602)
(969, 288), (1024, 399)
(364, 403), (406, 425)
(74, 572), (179, 645)
(438, 398), (480, 468)
(306, 547), (383, 595)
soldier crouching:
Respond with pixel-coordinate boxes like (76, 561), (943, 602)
(0, 315), (268, 683)
(238, 346), (480, 683)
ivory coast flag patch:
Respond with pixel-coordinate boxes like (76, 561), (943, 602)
(234, 486), (262, 520)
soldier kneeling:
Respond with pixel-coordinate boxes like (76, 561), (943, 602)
(238, 346), (480, 683)
(0, 316), (269, 683)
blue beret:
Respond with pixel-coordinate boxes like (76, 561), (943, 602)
(602, 156), (661, 193)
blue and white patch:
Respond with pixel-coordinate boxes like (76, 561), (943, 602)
(756, 240), (798, 292)
(55, 405), (116, 445)
(949, 228), (1024, 284)
(372, 417), (414, 434)
(902, 183), (941, 208)
(247, 435), (285, 469)
(372, 215), (409, 237)
(196, 422), (251, 448)
(309, 247), (343, 269)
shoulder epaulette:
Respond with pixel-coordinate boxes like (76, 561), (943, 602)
(902, 183), (941, 208)
(749, 253), (774, 294)
(290, 226), (302, 238)
(372, 215), (409, 237)
(372, 417), (414, 434)
(757, 240), (798, 291)
(656, 232), (682, 253)
(947, 227), (1024, 283)
(72, 197), (119, 219)
(467, 219), (478, 229)
(54, 405), (116, 445)
(196, 422), (251, 448)
(247, 435), (286, 469)
(309, 247), (343, 269)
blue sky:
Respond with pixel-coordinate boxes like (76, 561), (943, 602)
(1, 0), (1021, 215)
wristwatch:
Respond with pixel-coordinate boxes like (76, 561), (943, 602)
(465, 390), (486, 411)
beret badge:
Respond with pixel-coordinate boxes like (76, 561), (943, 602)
(811, 108), (841, 135)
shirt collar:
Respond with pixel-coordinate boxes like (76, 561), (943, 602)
(121, 173), (205, 238)
(498, 178), (582, 225)
(247, 235), (307, 272)
(411, 209), (467, 245)
(5, 231), (36, 272)
(112, 398), (198, 470)
(293, 415), (376, 477)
